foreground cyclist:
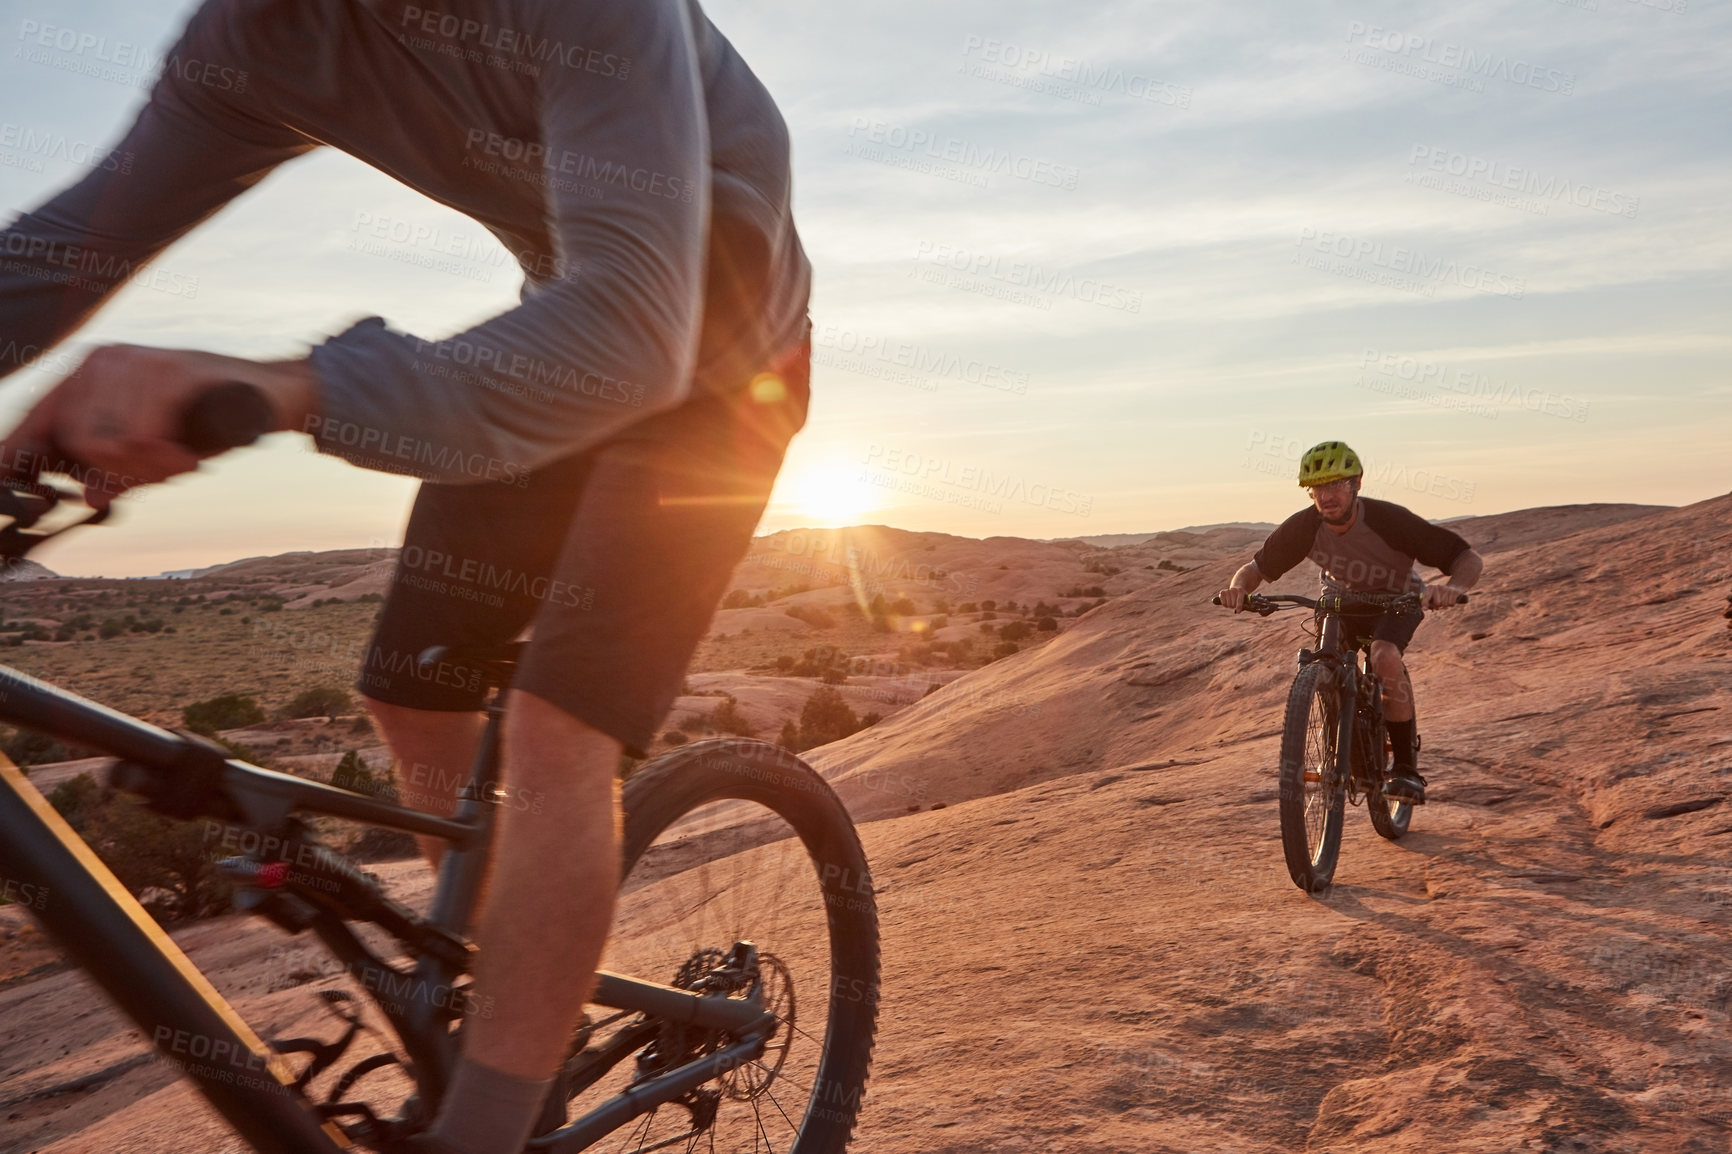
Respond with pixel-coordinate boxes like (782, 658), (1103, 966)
(1217, 442), (1483, 803)
(0, 2), (811, 1151)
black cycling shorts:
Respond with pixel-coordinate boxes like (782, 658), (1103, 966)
(355, 339), (810, 757)
(1334, 605), (1423, 654)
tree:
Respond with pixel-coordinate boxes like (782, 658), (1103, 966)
(182, 693), (266, 736)
(792, 686), (863, 752)
(998, 621), (1033, 642)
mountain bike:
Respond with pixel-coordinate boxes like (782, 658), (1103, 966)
(1212, 589), (1463, 893)
(0, 387), (879, 1152)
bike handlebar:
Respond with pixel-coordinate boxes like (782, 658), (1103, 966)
(1211, 590), (1467, 616)
(1, 382), (272, 561)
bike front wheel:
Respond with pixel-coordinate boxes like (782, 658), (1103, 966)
(1277, 663), (1348, 892)
(557, 739), (878, 1153)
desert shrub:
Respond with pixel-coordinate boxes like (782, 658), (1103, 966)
(775, 655), (795, 672)
(1, 727), (93, 767)
(281, 685), (353, 720)
(998, 621), (1033, 642)
(721, 589), (764, 610)
(182, 693), (266, 736)
(1062, 585), (1106, 600)
(992, 641), (1020, 659)
(785, 604), (835, 629)
(819, 666), (847, 685)
(708, 694), (756, 737)
(99, 618), (127, 639)
(662, 730), (689, 746)
(778, 719), (801, 750)
(1037, 616), (1058, 632)
(47, 773), (234, 922)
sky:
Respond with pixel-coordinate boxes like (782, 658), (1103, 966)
(0, 0), (1728, 577)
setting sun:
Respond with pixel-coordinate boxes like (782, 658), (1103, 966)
(778, 459), (881, 527)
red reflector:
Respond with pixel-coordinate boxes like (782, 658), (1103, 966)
(259, 861), (290, 888)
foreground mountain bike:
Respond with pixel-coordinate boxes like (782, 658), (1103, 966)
(0, 389), (878, 1152)
(1213, 590), (1463, 893)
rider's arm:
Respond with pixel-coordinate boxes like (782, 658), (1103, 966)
(1440, 548), (1482, 592)
(306, 0), (713, 482)
(1230, 561), (1265, 593)
(0, 12), (311, 382)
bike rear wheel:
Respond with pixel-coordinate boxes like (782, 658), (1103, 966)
(555, 739), (878, 1153)
(1277, 663), (1348, 892)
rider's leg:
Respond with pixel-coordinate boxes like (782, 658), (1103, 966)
(364, 698), (486, 867)
(1370, 640), (1413, 724)
(1370, 640), (1422, 795)
(425, 689), (621, 1154)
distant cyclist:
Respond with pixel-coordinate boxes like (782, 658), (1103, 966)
(1217, 441), (1484, 803)
(0, 2), (810, 1151)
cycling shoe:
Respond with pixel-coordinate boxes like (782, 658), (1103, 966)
(1383, 771), (1427, 804)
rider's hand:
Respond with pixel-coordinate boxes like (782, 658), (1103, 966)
(8, 345), (318, 508)
(1218, 587), (1248, 613)
(1424, 581), (1465, 610)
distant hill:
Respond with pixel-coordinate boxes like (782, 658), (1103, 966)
(1052, 522), (1278, 548)
(0, 558), (56, 581)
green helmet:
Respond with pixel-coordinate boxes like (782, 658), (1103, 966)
(1297, 441), (1363, 488)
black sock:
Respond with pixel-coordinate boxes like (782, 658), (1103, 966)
(1386, 719), (1416, 771)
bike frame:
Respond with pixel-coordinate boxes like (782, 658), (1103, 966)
(0, 664), (776, 1153)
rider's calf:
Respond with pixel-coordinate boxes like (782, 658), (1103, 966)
(1368, 640), (1414, 722)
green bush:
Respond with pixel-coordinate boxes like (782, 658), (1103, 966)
(998, 621), (1033, 642)
(1036, 616), (1058, 632)
(281, 686), (353, 720)
(182, 693), (266, 736)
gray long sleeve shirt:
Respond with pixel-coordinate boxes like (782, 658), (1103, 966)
(0, 0), (810, 483)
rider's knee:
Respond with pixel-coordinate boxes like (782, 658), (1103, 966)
(1369, 640), (1404, 677)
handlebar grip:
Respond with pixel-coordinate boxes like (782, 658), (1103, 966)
(176, 381), (274, 454)
(1211, 595), (1223, 606)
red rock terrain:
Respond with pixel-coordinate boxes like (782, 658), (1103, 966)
(2, 497), (1729, 1152)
